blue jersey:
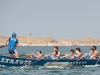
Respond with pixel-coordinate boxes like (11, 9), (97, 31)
(48, 55), (58, 60)
(68, 54), (72, 58)
(85, 53), (91, 59)
(33, 56), (37, 60)
(64, 54), (74, 60)
(8, 37), (18, 50)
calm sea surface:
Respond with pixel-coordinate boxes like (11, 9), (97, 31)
(0, 46), (100, 75)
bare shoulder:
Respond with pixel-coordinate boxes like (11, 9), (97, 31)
(97, 50), (99, 52)
(58, 51), (61, 54)
(39, 54), (43, 57)
(95, 50), (99, 53)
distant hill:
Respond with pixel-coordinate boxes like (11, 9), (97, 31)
(0, 36), (58, 44)
(17, 36), (58, 44)
(0, 36), (8, 43)
(60, 37), (100, 46)
(0, 36), (100, 46)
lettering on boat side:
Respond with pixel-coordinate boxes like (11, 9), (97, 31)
(44, 62), (87, 66)
(0, 58), (32, 65)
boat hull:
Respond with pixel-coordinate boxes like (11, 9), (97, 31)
(0, 55), (100, 67)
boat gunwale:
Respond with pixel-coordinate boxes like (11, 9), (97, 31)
(0, 55), (100, 61)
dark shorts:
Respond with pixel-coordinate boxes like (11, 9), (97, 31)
(8, 50), (17, 54)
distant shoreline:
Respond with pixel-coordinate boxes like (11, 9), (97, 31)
(0, 36), (100, 46)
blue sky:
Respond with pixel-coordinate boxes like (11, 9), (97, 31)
(0, 0), (100, 40)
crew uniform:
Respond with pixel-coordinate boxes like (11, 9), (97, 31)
(67, 54), (72, 58)
(8, 33), (18, 54)
(64, 54), (75, 60)
(31, 49), (42, 60)
(85, 53), (91, 59)
(48, 55), (58, 60)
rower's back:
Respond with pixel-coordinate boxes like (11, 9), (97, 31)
(8, 37), (18, 50)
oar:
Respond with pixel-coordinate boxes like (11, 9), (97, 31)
(31, 57), (63, 66)
(19, 54), (63, 66)
(70, 58), (82, 66)
(0, 45), (7, 48)
(47, 58), (62, 66)
(95, 59), (100, 65)
(42, 54), (85, 66)
(19, 54), (65, 57)
(95, 56), (100, 65)
(19, 54), (26, 57)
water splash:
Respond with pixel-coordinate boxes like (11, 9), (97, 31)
(84, 64), (100, 68)
(43, 66), (64, 69)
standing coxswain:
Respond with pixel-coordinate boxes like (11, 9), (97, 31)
(6, 33), (19, 58)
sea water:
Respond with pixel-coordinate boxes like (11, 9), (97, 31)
(0, 46), (100, 75)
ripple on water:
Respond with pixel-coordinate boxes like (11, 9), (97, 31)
(0, 65), (100, 75)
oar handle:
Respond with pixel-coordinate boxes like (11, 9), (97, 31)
(0, 45), (7, 48)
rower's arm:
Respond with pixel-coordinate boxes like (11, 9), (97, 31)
(90, 56), (93, 59)
(90, 54), (97, 59)
(52, 58), (56, 60)
(57, 52), (60, 57)
(16, 44), (18, 47)
(6, 39), (8, 46)
(82, 54), (86, 58)
(63, 54), (68, 58)
(52, 57), (58, 60)
(15, 39), (18, 47)
(90, 52), (98, 59)
(78, 53), (82, 58)
(36, 54), (42, 59)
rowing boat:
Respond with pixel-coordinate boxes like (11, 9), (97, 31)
(0, 55), (100, 67)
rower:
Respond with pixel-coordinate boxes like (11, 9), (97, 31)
(83, 48), (94, 59)
(74, 47), (82, 59)
(48, 51), (59, 60)
(26, 49), (42, 60)
(90, 46), (99, 59)
(53, 46), (60, 58)
(63, 49), (75, 60)
(6, 33), (19, 58)
(44, 46), (60, 59)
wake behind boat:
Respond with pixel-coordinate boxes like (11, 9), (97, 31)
(0, 55), (100, 67)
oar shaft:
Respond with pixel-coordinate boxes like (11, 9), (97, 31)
(19, 54), (65, 57)
(0, 45), (6, 48)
